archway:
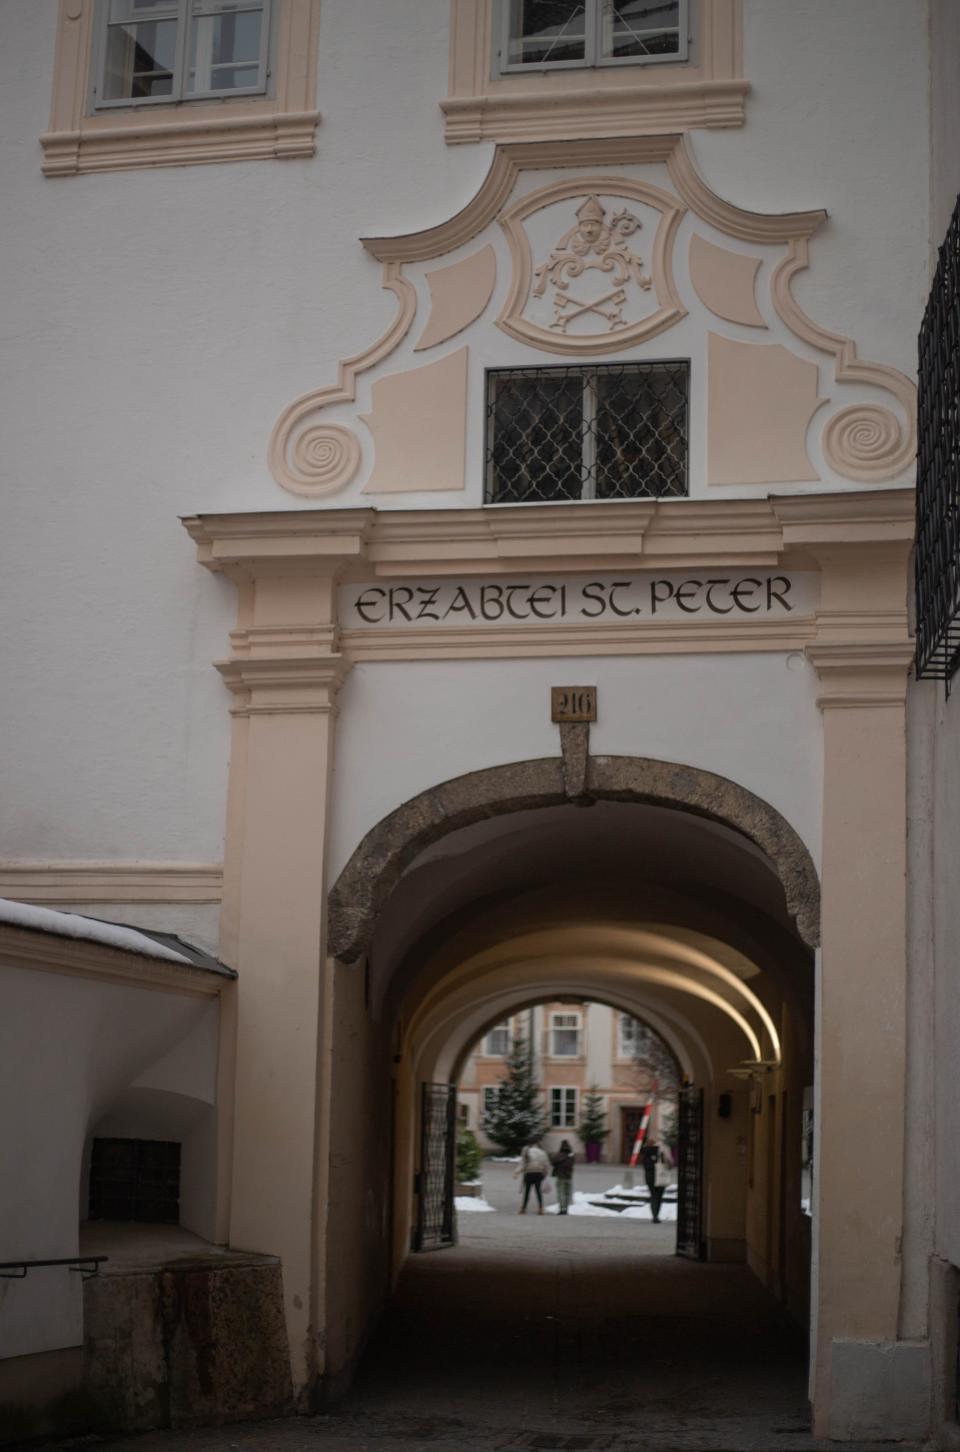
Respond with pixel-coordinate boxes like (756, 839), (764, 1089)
(323, 759), (818, 1432)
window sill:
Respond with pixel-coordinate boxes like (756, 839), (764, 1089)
(41, 106), (320, 176)
(445, 0), (745, 145)
(441, 77), (748, 145)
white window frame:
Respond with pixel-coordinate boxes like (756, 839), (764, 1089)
(550, 1011), (582, 1058)
(618, 1013), (643, 1059)
(91, 0), (273, 110)
(495, 0), (689, 77)
(482, 1086), (500, 1118)
(481, 1021), (511, 1056)
(549, 1086), (578, 1128)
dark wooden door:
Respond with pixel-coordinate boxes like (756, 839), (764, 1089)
(620, 1104), (645, 1163)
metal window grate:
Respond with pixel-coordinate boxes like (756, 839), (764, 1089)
(485, 362), (688, 505)
(916, 194), (960, 684)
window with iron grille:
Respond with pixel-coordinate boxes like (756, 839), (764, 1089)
(485, 362), (688, 505)
(915, 194), (960, 686)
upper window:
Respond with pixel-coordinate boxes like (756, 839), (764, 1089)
(93, 0), (271, 108)
(617, 1013), (643, 1058)
(482, 1022), (511, 1056)
(550, 1012), (581, 1057)
(497, 0), (688, 75)
(486, 362), (689, 505)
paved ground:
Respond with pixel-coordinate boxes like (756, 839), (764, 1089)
(37, 1165), (915, 1452)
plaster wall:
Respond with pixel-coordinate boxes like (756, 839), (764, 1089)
(930, 0), (960, 247)
(0, 963), (214, 1361)
(0, 0), (931, 869)
(328, 652), (823, 881)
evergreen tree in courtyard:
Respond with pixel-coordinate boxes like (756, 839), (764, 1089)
(482, 1033), (546, 1153)
(577, 1084), (609, 1149)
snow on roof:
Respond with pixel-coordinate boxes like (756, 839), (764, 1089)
(0, 898), (193, 965)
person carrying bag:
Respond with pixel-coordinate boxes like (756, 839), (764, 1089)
(514, 1140), (550, 1214)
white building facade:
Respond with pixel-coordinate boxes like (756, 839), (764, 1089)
(0, 0), (956, 1442)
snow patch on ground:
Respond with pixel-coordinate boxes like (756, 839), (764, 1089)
(548, 1191), (621, 1217)
(455, 1196), (496, 1213)
(547, 1188), (678, 1220)
(0, 898), (191, 964)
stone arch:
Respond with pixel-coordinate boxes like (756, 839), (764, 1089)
(327, 755), (821, 962)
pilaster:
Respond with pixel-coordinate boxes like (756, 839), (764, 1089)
(805, 623), (914, 1433)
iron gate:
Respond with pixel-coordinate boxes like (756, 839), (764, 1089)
(415, 1081), (457, 1251)
(676, 1085), (704, 1260)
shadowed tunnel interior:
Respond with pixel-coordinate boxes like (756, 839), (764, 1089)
(324, 786), (817, 1437)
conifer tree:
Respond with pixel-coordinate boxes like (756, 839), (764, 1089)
(481, 1033), (546, 1153)
(577, 1084), (609, 1147)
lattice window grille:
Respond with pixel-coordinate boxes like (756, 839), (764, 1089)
(485, 361), (689, 506)
(916, 194), (960, 685)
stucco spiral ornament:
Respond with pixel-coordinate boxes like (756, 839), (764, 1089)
(284, 423), (362, 496)
(822, 405), (908, 483)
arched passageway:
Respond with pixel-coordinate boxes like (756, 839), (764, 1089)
(322, 758), (817, 1435)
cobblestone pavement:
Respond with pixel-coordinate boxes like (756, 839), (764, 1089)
(37, 1167), (920, 1452)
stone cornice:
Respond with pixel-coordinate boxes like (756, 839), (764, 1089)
(217, 655), (352, 716)
(0, 923), (227, 997)
(186, 491), (913, 579)
(0, 862), (223, 904)
(186, 493), (914, 673)
(806, 641), (915, 709)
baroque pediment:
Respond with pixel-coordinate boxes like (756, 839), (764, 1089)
(268, 135), (915, 501)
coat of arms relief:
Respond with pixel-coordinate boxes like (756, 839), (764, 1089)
(531, 195), (653, 334)
(497, 178), (687, 356)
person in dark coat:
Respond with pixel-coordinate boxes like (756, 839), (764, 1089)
(551, 1139), (575, 1215)
(640, 1139), (668, 1222)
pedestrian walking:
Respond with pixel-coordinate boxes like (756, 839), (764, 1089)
(514, 1139), (550, 1213)
(551, 1138), (575, 1215)
(641, 1139), (669, 1222)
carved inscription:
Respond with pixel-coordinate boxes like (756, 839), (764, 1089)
(340, 573), (817, 629)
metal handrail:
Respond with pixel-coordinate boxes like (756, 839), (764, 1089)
(0, 1256), (107, 1280)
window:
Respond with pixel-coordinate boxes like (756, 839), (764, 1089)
(43, 1), (320, 177)
(915, 192), (960, 686)
(550, 1012), (581, 1057)
(550, 1086), (578, 1127)
(618, 1013), (643, 1058)
(485, 363), (689, 505)
(482, 1086), (499, 1119)
(443, 2), (745, 148)
(483, 1021), (511, 1056)
(498, 0), (688, 74)
(89, 1137), (181, 1223)
(94, 0), (271, 108)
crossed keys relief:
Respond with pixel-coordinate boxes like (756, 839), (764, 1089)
(531, 195), (652, 334)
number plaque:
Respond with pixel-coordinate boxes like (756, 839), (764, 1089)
(551, 686), (597, 723)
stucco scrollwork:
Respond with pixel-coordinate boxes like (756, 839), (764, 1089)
(283, 423), (362, 497)
(821, 405), (908, 483)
